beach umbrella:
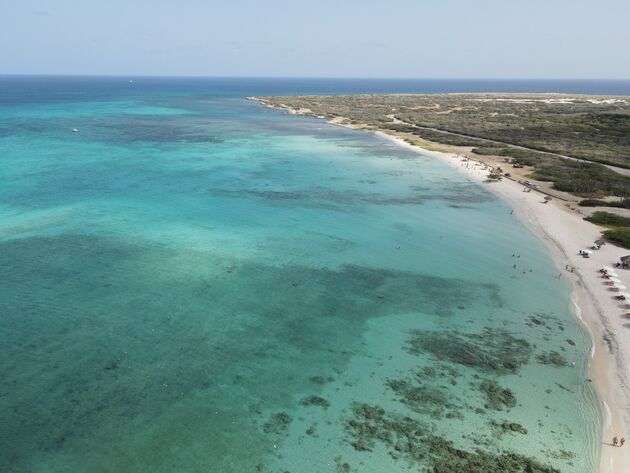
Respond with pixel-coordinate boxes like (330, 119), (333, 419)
(595, 239), (606, 246)
(620, 292), (630, 300)
(602, 266), (615, 272)
(614, 284), (627, 291)
(610, 278), (622, 284)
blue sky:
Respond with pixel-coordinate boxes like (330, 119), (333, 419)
(1, 0), (628, 78)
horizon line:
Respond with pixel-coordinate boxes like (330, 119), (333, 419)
(1, 74), (630, 82)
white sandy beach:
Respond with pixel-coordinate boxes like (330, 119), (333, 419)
(376, 130), (630, 473)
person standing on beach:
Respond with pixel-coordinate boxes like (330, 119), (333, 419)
(621, 437), (626, 446)
(613, 436), (619, 446)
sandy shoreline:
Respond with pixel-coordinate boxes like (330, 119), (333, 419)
(377, 130), (630, 473)
(253, 97), (630, 473)
(250, 97), (630, 472)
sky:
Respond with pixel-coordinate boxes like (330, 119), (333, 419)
(0, 0), (629, 79)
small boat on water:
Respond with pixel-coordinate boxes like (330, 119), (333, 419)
(72, 128), (79, 133)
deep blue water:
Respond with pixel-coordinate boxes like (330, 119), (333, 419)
(0, 77), (603, 472)
(1, 76), (630, 105)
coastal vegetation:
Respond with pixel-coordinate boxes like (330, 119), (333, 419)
(530, 160), (630, 196)
(586, 211), (630, 227)
(602, 229), (630, 249)
(261, 94), (630, 167)
(579, 198), (630, 209)
(585, 211), (630, 249)
(473, 146), (630, 196)
(259, 94), (630, 198)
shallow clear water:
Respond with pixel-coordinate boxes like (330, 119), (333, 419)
(0, 78), (603, 472)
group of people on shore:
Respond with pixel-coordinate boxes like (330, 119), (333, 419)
(613, 436), (625, 447)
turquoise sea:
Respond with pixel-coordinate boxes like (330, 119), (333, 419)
(2, 77), (622, 472)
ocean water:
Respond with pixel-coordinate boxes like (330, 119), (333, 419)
(0, 77), (607, 473)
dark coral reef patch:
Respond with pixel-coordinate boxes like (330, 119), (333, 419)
(408, 328), (533, 374)
(346, 403), (559, 472)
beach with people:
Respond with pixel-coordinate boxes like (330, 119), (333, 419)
(253, 95), (630, 472)
(366, 128), (630, 473)
(2, 0), (629, 471)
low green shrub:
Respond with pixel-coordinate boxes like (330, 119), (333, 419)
(579, 199), (630, 208)
(585, 211), (630, 227)
(603, 229), (630, 249)
(532, 161), (630, 196)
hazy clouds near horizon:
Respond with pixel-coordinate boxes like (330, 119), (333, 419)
(1, 0), (628, 79)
